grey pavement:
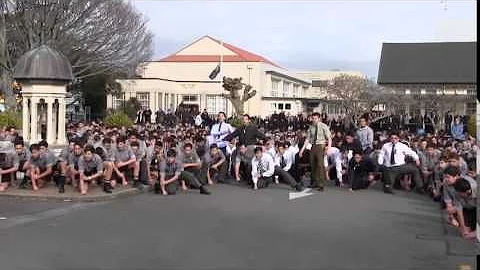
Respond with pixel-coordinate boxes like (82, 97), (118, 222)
(0, 183), (477, 270)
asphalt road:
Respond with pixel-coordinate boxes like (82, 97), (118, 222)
(0, 184), (476, 270)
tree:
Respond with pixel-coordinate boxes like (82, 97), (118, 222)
(124, 97), (141, 120)
(0, 0), (153, 109)
(325, 74), (368, 116)
(221, 76), (256, 116)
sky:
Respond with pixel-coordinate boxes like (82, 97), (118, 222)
(132, 0), (476, 78)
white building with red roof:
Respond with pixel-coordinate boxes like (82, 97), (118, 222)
(107, 35), (312, 118)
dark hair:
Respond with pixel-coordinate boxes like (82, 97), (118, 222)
(453, 178), (471, 193)
(155, 141), (164, 148)
(103, 137), (112, 144)
(38, 140), (48, 148)
(13, 138), (24, 147)
(243, 114), (251, 120)
(166, 149), (176, 157)
(218, 111), (226, 118)
(29, 143), (40, 152)
(117, 136), (127, 144)
(130, 141), (139, 147)
(443, 166), (460, 177)
(184, 142), (193, 149)
(353, 150), (364, 156)
(389, 130), (400, 137)
(210, 143), (218, 149)
(254, 146), (263, 154)
(311, 112), (321, 117)
(84, 145), (95, 154)
(277, 142), (285, 149)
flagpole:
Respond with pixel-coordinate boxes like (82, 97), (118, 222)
(219, 40), (224, 82)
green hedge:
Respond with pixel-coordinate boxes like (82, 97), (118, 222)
(0, 110), (22, 129)
(228, 117), (243, 128)
(104, 111), (134, 128)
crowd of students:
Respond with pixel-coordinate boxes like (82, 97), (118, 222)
(0, 110), (476, 240)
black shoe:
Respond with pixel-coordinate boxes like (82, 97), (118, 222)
(133, 181), (141, 188)
(415, 187), (426, 195)
(317, 187), (324, 192)
(154, 183), (161, 194)
(295, 184), (305, 192)
(199, 185), (211, 195)
(383, 186), (394, 194)
(58, 186), (65, 193)
(103, 182), (113, 194)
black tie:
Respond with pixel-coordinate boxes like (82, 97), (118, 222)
(390, 143), (396, 165)
(280, 155), (286, 168)
(314, 124), (318, 144)
(217, 122), (222, 138)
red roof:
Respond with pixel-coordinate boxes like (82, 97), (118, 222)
(157, 36), (282, 68)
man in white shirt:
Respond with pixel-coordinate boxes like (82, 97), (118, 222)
(378, 131), (424, 194)
(209, 112), (234, 156)
(251, 147), (275, 190)
(324, 146), (344, 186)
(274, 142), (305, 191)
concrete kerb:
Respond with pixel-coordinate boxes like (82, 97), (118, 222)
(0, 185), (150, 203)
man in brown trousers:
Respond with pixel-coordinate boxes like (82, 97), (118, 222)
(299, 112), (332, 191)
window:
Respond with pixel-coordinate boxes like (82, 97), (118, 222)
(271, 79), (280, 97)
(292, 85), (299, 98)
(136, 92), (150, 109)
(283, 81), (290, 97)
(278, 103), (284, 110)
(206, 95), (227, 114)
(466, 102), (476, 115)
(420, 89), (426, 95)
(114, 96), (124, 109)
(182, 95), (198, 102)
(285, 103), (291, 110)
(302, 86), (309, 98)
(270, 103), (277, 111)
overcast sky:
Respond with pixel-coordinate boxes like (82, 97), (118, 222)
(133, 0), (476, 78)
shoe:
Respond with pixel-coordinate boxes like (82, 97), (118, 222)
(199, 185), (211, 195)
(317, 187), (324, 192)
(383, 186), (394, 194)
(103, 182), (113, 194)
(154, 183), (161, 194)
(133, 181), (141, 188)
(58, 186), (65, 193)
(295, 184), (305, 192)
(415, 187), (426, 195)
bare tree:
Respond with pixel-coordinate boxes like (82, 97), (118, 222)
(325, 74), (368, 116)
(221, 76), (256, 116)
(0, 0), (153, 109)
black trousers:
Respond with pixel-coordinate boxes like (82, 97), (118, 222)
(163, 171), (203, 195)
(463, 207), (476, 231)
(274, 166), (299, 188)
(381, 164), (423, 189)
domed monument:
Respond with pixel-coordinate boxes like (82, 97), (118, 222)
(13, 45), (73, 145)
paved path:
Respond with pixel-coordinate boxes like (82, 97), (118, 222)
(0, 184), (477, 270)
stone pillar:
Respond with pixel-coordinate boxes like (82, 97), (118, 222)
(46, 98), (55, 144)
(30, 98), (38, 142)
(57, 100), (66, 145)
(52, 100), (58, 138)
(22, 98), (30, 141)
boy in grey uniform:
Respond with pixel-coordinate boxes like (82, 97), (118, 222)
(180, 142), (202, 190)
(78, 145), (107, 194)
(156, 149), (210, 195)
(114, 136), (137, 187)
(28, 144), (53, 191)
(68, 141), (83, 189)
(0, 141), (19, 192)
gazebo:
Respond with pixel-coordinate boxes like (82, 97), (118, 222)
(13, 45), (73, 145)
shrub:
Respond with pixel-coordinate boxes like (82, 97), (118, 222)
(228, 116), (243, 128)
(467, 114), (476, 137)
(0, 110), (22, 129)
(104, 111), (134, 128)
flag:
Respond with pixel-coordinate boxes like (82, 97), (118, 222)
(209, 64), (221, 80)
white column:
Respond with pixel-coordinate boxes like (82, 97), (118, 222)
(52, 100), (58, 138)
(150, 92), (156, 112)
(57, 99), (66, 145)
(46, 98), (54, 144)
(30, 98), (38, 142)
(22, 98), (30, 141)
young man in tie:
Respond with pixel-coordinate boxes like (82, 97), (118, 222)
(378, 131), (424, 194)
(251, 147), (275, 190)
(299, 112), (332, 191)
(274, 142), (305, 191)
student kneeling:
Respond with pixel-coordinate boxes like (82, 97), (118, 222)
(251, 147), (275, 190)
(78, 145), (111, 195)
(273, 142), (305, 192)
(155, 149), (211, 195)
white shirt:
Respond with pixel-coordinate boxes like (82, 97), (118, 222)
(325, 147), (343, 182)
(195, 114), (203, 126)
(287, 145), (299, 163)
(274, 151), (293, 172)
(209, 121), (234, 148)
(251, 153), (275, 178)
(266, 147), (276, 159)
(378, 141), (419, 167)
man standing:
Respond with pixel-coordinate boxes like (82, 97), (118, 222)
(299, 112), (332, 191)
(378, 131), (424, 194)
(225, 114), (266, 161)
(356, 116), (374, 155)
(209, 112), (234, 156)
